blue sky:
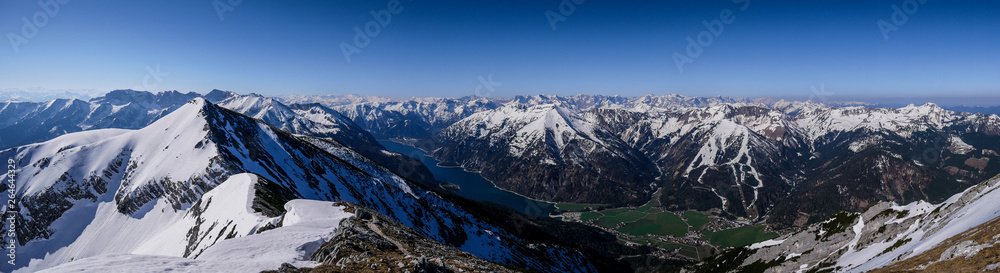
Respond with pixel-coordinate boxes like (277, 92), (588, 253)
(1, 0), (998, 104)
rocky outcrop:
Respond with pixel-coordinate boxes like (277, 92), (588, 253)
(691, 174), (1000, 272)
(270, 201), (520, 273)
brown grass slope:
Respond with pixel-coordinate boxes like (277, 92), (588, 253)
(872, 214), (1000, 272)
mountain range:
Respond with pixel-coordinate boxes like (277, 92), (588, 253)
(289, 94), (1000, 229)
(4, 90), (1000, 272)
(9, 91), (995, 227)
(1, 97), (628, 272)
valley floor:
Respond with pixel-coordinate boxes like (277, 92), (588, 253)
(551, 188), (778, 261)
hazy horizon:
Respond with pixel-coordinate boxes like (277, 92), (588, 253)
(3, 87), (1000, 108)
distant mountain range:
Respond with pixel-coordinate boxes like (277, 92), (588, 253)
(0, 88), (106, 102)
(947, 105), (1000, 116)
(286, 94), (1000, 230)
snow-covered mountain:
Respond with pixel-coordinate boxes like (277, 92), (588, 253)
(283, 93), (877, 143)
(290, 94), (1000, 227)
(0, 88), (106, 102)
(692, 173), (1000, 272)
(618, 102), (1000, 224)
(763, 103), (1000, 227)
(38, 197), (520, 273)
(433, 103), (659, 205)
(300, 94), (748, 141)
(3, 90), (997, 271)
(0, 89), (440, 187)
(210, 90), (377, 146)
(606, 104), (808, 220)
(209, 90), (439, 187)
(0, 98), (596, 272)
(420, 97), (999, 225)
(0, 90), (199, 149)
(325, 96), (503, 140)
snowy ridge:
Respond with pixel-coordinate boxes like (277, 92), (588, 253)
(604, 104), (802, 218)
(794, 103), (956, 141)
(711, 174), (1000, 272)
(324, 96), (502, 140)
(36, 191), (354, 273)
(842, 175), (1000, 272)
(214, 91), (379, 149)
(7, 99), (216, 200)
(16, 174), (290, 272)
(0, 90), (199, 149)
(620, 104), (803, 151)
(215, 93), (300, 130)
(269, 94), (982, 150)
(445, 104), (608, 158)
(209, 90), (439, 187)
(132, 174), (277, 258)
(0, 98), (595, 272)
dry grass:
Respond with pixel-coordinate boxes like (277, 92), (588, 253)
(870, 214), (1000, 273)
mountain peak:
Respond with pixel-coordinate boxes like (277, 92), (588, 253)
(189, 97), (207, 105)
(175, 97), (216, 117)
(204, 89), (237, 102)
(901, 102), (943, 110)
(898, 102), (949, 119)
(90, 90), (201, 108)
(92, 89), (156, 104)
(213, 93), (300, 127)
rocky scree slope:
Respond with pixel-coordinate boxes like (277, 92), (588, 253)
(691, 173), (1000, 272)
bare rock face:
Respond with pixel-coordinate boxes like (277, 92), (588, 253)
(266, 201), (521, 273)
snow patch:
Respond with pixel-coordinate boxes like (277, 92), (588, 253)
(38, 200), (352, 273)
(948, 136), (975, 155)
(748, 239), (785, 250)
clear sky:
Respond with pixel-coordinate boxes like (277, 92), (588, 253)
(1, 0), (998, 104)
